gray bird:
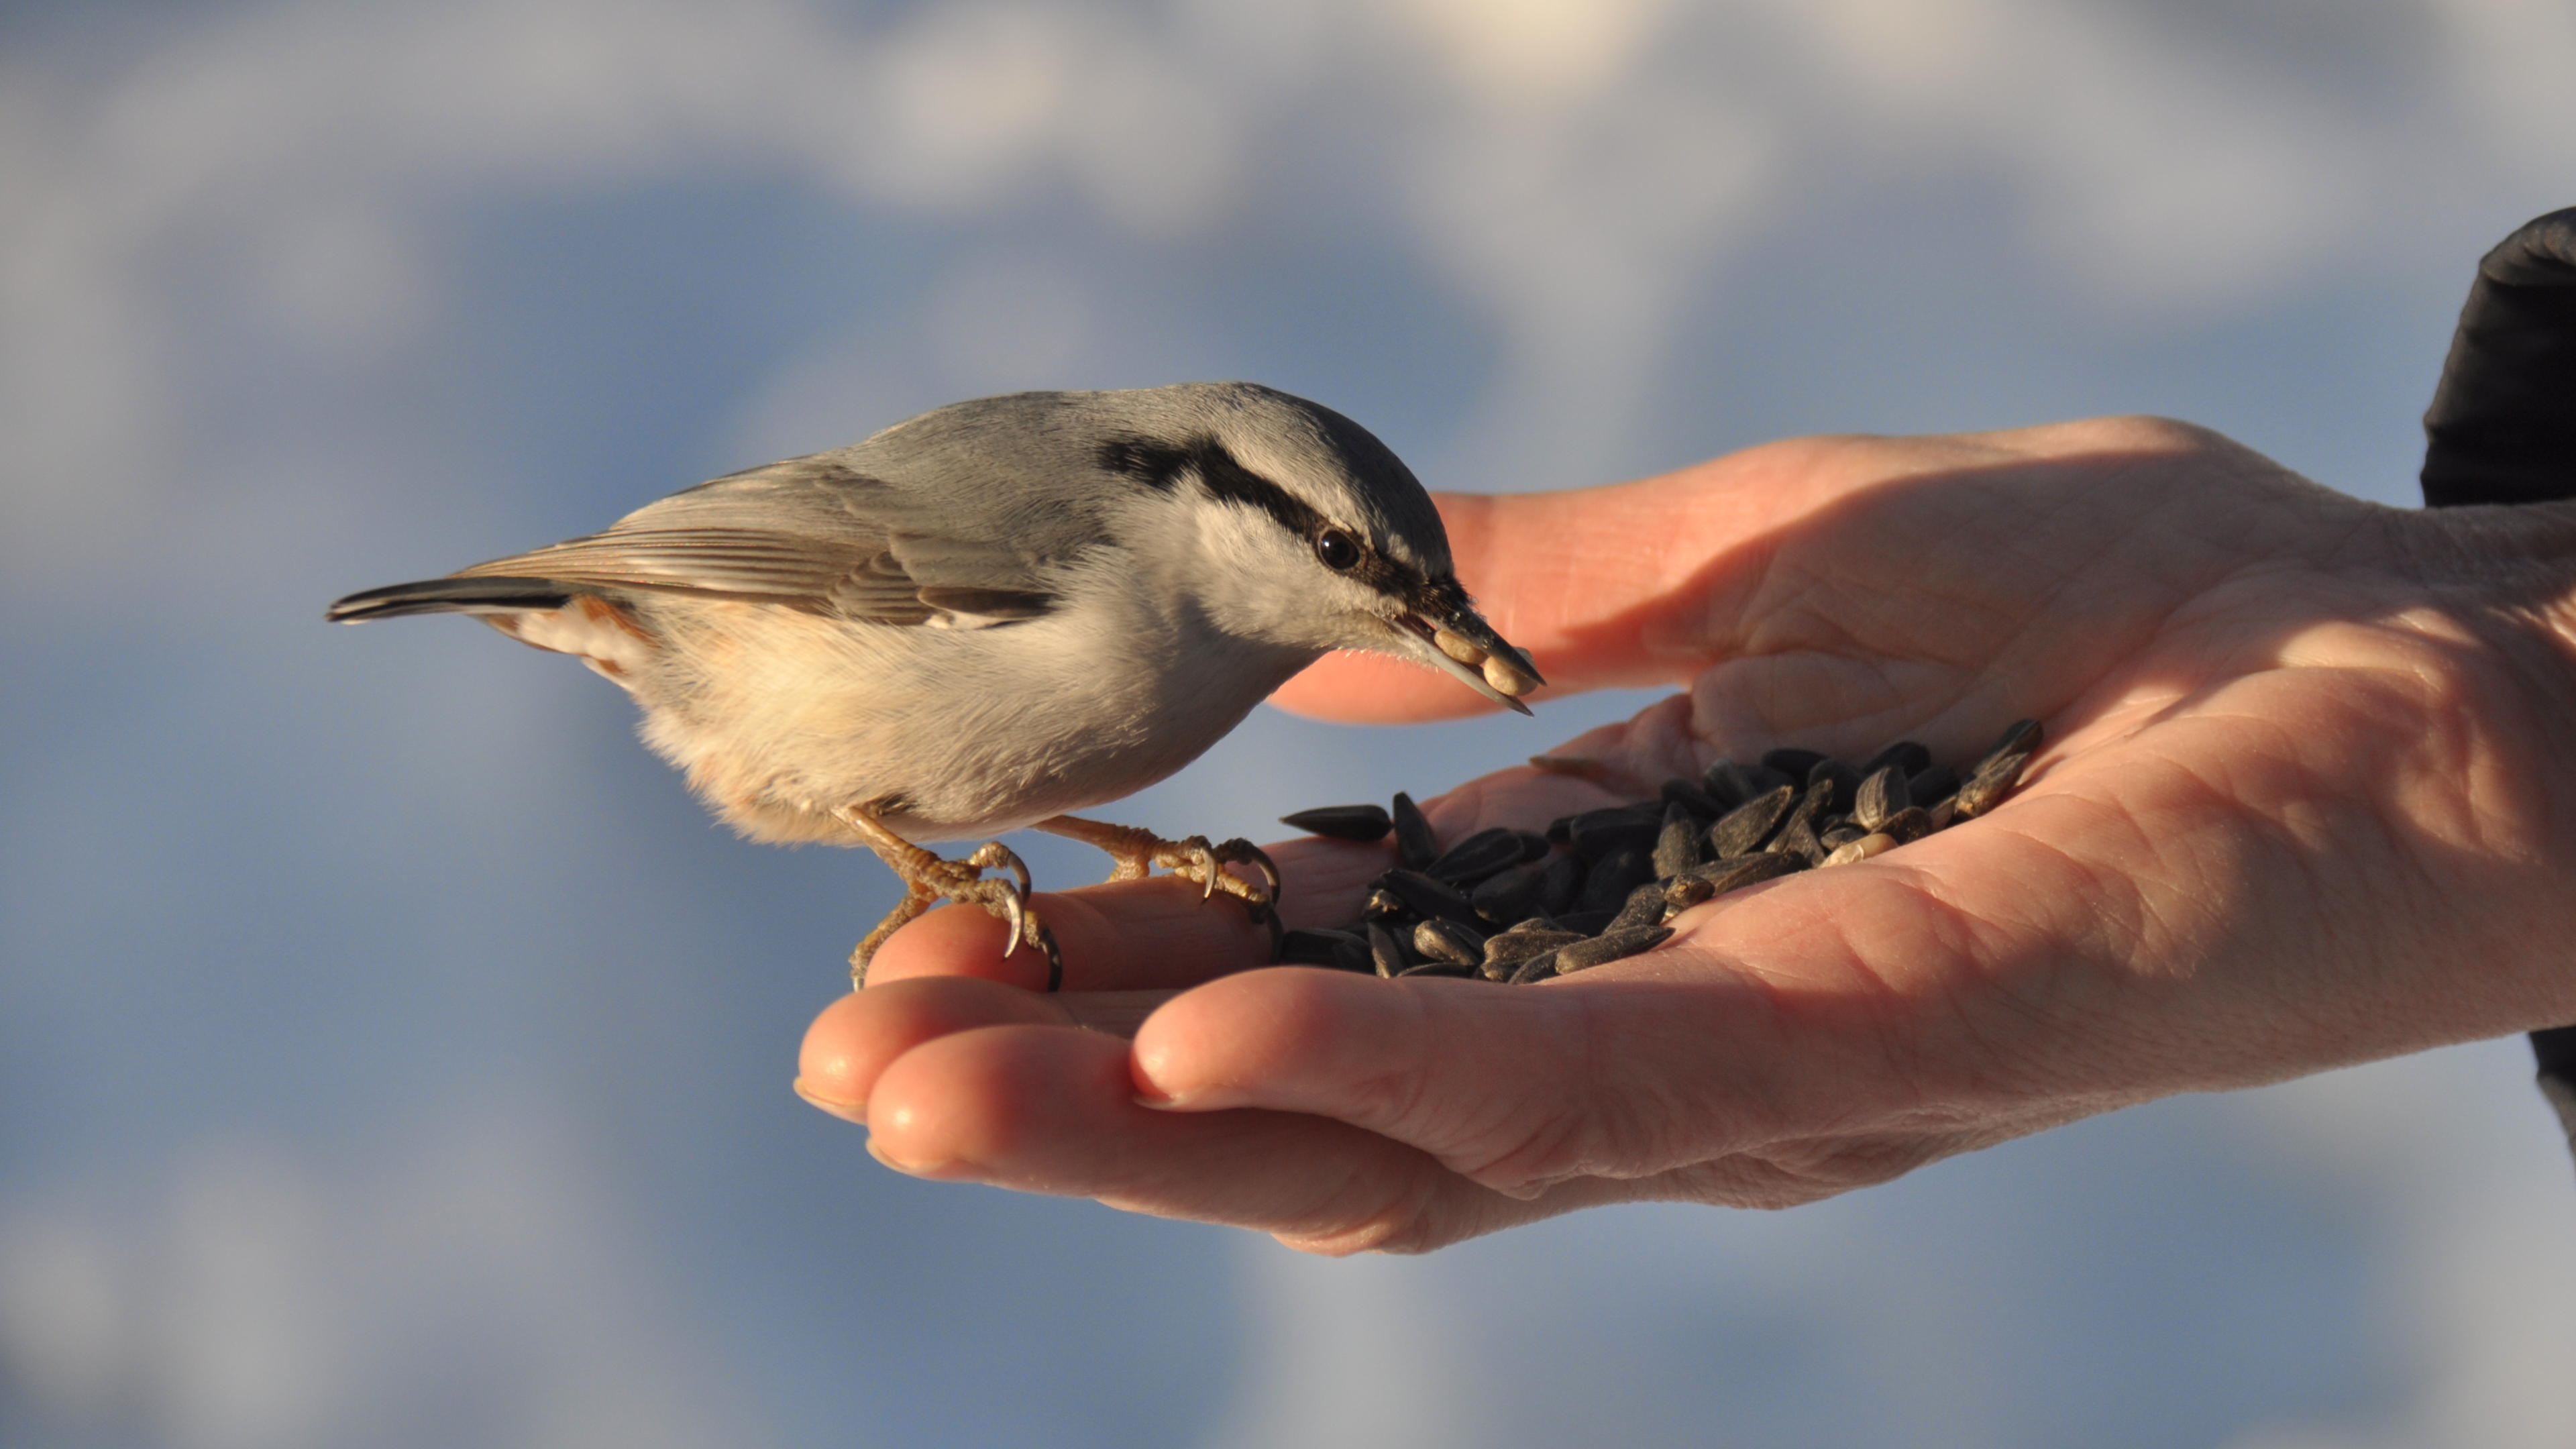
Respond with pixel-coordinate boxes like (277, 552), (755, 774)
(328, 382), (1542, 988)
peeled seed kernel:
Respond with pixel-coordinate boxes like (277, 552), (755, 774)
(1483, 654), (1540, 696)
(1434, 628), (1489, 665)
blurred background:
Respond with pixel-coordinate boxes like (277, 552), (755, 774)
(5, 1), (2575, 1444)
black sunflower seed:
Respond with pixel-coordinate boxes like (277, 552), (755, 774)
(1507, 950), (1564, 984)
(1279, 804), (1393, 842)
(1469, 856), (1548, 923)
(1413, 918), (1487, 967)
(1426, 827), (1523, 885)
(1572, 846), (1654, 914)
(1483, 927), (1582, 972)
(1853, 765), (1904, 830)
(1880, 804), (1933, 844)
(1957, 718), (2043, 816)
(1685, 850), (1807, 895)
(1366, 922), (1412, 977)
(1652, 802), (1703, 878)
(1609, 881), (1669, 933)
(1567, 806), (1664, 861)
(1761, 747), (1827, 780)
(1375, 869), (1483, 927)
(1280, 927), (1365, 967)
(1806, 758), (1862, 814)
(1861, 741), (1933, 778)
(1660, 777), (1723, 819)
(1553, 908), (1617, 936)
(1707, 785), (1796, 858)
(1535, 850), (1583, 917)
(1399, 960), (1476, 979)
(1391, 792), (1440, 869)
(1556, 926), (1674, 974)
(1907, 762), (1960, 809)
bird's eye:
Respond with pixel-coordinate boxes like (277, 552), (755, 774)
(1315, 529), (1361, 572)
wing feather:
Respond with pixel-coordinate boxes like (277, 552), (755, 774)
(451, 455), (1066, 626)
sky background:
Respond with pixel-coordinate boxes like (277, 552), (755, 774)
(5, 1), (2576, 1445)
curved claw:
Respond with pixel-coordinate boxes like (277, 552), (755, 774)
(1216, 839), (1280, 901)
(994, 884), (1026, 960)
(1180, 838), (1220, 899)
(968, 840), (1032, 904)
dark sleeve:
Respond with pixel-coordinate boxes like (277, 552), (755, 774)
(2421, 208), (2576, 507)
(2417, 207), (2576, 1161)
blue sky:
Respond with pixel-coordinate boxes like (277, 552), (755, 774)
(4, 2), (2575, 1445)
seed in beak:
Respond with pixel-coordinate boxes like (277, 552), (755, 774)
(1482, 653), (1540, 696)
(1433, 628), (1488, 665)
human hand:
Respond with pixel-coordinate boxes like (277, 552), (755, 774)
(796, 417), (2576, 1252)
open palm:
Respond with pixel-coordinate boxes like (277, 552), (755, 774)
(800, 417), (2576, 1252)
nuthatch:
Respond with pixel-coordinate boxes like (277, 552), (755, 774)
(329, 383), (1542, 987)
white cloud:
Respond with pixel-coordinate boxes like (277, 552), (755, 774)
(0, 1116), (754, 1449)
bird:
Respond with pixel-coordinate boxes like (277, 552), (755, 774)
(327, 382), (1543, 990)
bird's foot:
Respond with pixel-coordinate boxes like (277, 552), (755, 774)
(1032, 816), (1283, 959)
(837, 810), (1063, 991)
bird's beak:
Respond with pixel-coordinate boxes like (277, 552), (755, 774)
(1389, 602), (1546, 715)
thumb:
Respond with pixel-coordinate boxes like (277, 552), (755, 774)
(1271, 442), (1827, 724)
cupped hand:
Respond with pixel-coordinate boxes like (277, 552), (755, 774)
(798, 417), (2576, 1252)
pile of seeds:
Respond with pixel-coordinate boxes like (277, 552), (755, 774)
(1273, 719), (2042, 983)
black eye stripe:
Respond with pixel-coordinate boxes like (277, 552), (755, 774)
(1095, 431), (1432, 600)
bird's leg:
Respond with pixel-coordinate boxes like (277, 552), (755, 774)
(1030, 815), (1283, 958)
(834, 805), (1061, 991)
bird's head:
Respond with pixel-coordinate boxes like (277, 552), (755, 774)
(1089, 383), (1544, 713)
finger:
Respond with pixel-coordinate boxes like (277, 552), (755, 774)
(861, 1017), (1635, 1252)
(869, 881), (1272, 992)
(1126, 960), (1837, 1195)
(1272, 439), (1876, 723)
(796, 977), (1177, 1122)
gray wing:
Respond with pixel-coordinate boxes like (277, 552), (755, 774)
(455, 453), (1069, 625)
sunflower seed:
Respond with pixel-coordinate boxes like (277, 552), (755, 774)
(1956, 718), (2043, 816)
(1413, 918), (1487, 967)
(1610, 881), (1669, 933)
(1507, 950), (1564, 984)
(1399, 959), (1477, 978)
(1660, 777), (1723, 819)
(1375, 869), (1483, 926)
(1391, 791), (1439, 869)
(1428, 827), (1545, 885)
(1701, 760), (1755, 810)
(1853, 765), (1904, 830)
(1362, 888), (1410, 921)
(1907, 762), (1960, 809)
(1761, 747), (1827, 780)
(1819, 822), (1867, 851)
(1483, 653), (1542, 696)
(1469, 856), (1548, 922)
(1806, 758), (1862, 814)
(1281, 927), (1366, 967)
(1556, 925), (1674, 974)
(1573, 846), (1654, 914)
(1279, 804), (1393, 843)
(1684, 851), (1806, 895)
(1707, 784), (1796, 858)
(1535, 850), (1583, 916)
(1652, 802), (1704, 877)
(1861, 741), (1933, 777)
(1880, 805), (1933, 844)
(1553, 909), (1617, 936)
(1768, 785), (1831, 863)
(1663, 873), (1717, 910)
(1568, 806), (1664, 861)
(1483, 928), (1582, 977)
(1821, 832), (1897, 867)
(1366, 922), (1412, 977)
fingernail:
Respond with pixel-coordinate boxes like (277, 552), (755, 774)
(792, 1076), (868, 1126)
(864, 1136), (952, 1177)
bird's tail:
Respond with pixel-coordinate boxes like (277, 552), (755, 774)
(325, 576), (573, 623)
